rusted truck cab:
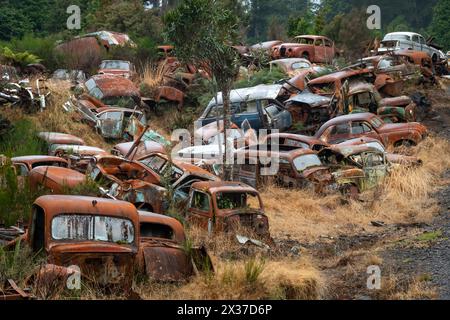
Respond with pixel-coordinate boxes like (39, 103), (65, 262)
(28, 195), (139, 287)
(138, 211), (212, 281)
(186, 181), (270, 237)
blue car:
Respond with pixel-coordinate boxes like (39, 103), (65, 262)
(195, 84), (292, 132)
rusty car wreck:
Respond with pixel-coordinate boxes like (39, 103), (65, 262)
(26, 195), (139, 289)
(186, 181), (270, 238)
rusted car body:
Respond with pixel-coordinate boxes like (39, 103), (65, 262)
(98, 60), (136, 80)
(272, 36), (335, 63)
(27, 195), (139, 288)
(75, 104), (147, 140)
(111, 140), (166, 159)
(196, 84), (292, 131)
(11, 156), (68, 176)
(345, 81), (417, 123)
(337, 137), (422, 167)
(89, 153), (219, 213)
(318, 145), (389, 195)
(38, 132), (85, 156)
(269, 58), (313, 76)
(263, 133), (329, 152)
(137, 211), (212, 281)
(233, 144), (332, 190)
(52, 145), (108, 173)
(308, 68), (375, 98)
(79, 74), (141, 110)
(55, 31), (135, 71)
(29, 166), (86, 193)
(284, 91), (333, 133)
(186, 181), (270, 237)
(314, 113), (427, 147)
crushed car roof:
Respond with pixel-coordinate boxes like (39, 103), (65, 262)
(286, 91), (331, 106)
(11, 155), (68, 164)
(191, 181), (259, 194)
(208, 84), (283, 106)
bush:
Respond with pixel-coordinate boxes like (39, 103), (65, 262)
(234, 67), (286, 89)
(2, 34), (63, 71)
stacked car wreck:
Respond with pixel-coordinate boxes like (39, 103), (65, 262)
(1, 26), (447, 299)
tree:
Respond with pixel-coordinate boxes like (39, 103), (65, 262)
(164, 0), (241, 176)
(430, 0), (450, 50)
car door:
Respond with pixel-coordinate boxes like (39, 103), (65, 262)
(262, 100), (292, 131)
(232, 101), (260, 129)
(411, 35), (420, 51)
(187, 190), (213, 230)
(324, 39), (334, 63)
(98, 111), (124, 139)
(361, 151), (388, 190)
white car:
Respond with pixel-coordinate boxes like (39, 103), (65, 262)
(378, 32), (445, 62)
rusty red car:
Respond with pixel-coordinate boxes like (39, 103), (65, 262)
(27, 195), (139, 288)
(271, 35), (335, 63)
(11, 156), (68, 176)
(186, 181), (270, 238)
(314, 113), (427, 147)
(29, 166), (86, 194)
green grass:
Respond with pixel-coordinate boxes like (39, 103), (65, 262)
(0, 118), (47, 225)
(0, 118), (47, 157)
(416, 230), (443, 242)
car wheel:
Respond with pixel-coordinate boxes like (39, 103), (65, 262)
(395, 140), (416, 148)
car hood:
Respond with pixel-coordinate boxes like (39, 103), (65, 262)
(48, 242), (136, 254)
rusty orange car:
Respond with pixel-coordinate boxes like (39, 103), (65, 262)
(12, 155), (68, 176)
(29, 166), (86, 194)
(314, 113), (427, 147)
(27, 195), (139, 288)
(233, 144), (332, 190)
(186, 181), (270, 238)
(88, 153), (219, 213)
(271, 35), (335, 63)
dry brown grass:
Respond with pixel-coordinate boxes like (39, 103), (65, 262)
(1, 81), (112, 150)
(262, 135), (450, 242)
(376, 274), (438, 300)
(136, 257), (323, 300)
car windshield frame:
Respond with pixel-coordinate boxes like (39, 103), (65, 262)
(215, 191), (262, 211)
(51, 214), (135, 244)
